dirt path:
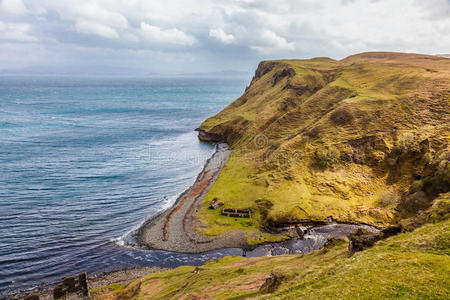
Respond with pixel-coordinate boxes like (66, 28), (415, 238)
(138, 143), (249, 253)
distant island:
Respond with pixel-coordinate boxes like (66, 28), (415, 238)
(176, 70), (252, 77)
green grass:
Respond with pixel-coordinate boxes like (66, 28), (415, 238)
(92, 219), (450, 300)
(196, 153), (290, 243)
(195, 52), (450, 237)
(91, 52), (450, 299)
(90, 52), (450, 300)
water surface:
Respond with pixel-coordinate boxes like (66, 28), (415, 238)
(0, 76), (248, 296)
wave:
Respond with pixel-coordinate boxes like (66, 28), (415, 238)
(111, 135), (213, 249)
(111, 193), (178, 248)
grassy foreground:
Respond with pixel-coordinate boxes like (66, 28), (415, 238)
(91, 194), (449, 299)
(196, 52), (449, 241)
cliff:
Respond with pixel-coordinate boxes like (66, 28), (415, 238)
(196, 52), (449, 240)
(90, 52), (450, 300)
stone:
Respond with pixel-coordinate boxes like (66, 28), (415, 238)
(325, 216), (334, 222)
(53, 285), (65, 299)
(62, 276), (76, 293)
(78, 272), (89, 295)
(260, 272), (285, 293)
(295, 225), (307, 238)
(348, 225), (402, 257)
(381, 225), (402, 237)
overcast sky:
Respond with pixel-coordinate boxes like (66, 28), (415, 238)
(1, 0), (449, 75)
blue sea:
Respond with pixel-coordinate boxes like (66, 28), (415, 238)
(0, 76), (248, 296)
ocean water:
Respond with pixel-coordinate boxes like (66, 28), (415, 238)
(0, 76), (248, 296)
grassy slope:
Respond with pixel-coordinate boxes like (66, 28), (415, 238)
(91, 194), (450, 299)
(196, 52), (450, 242)
(92, 53), (449, 300)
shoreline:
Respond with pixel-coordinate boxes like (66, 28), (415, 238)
(137, 142), (252, 253)
(88, 267), (169, 291)
(15, 140), (383, 298)
(135, 140), (381, 254)
(28, 267), (169, 300)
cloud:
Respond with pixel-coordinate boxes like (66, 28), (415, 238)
(140, 22), (196, 46)
(0, 0), (449, 74)
(209, 28), (235, 44)
(251, 30), (296, 53)
(0, 0), (28, 15)
(74, 20), (119, 39)
(72, 1), (128, 29)
(0, 21), (37, 42)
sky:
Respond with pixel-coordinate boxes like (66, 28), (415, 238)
(1, 0), (449, 75)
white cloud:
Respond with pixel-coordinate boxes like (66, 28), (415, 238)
(72, 1), (128, 29)
(140, 22), (196, 46)
(0, 21), (37, 42)
(209, 28), (235, 44)
(74, 20), (119, 39)
(0, 0), (28, 15)
(0, 0), (449, 74)
(255, 30), (295, 52)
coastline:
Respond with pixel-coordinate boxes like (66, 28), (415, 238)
(137, 142), (251, 253)
(136, 140), (381, 254)
(17, 139), (384, 299)
(32, 267), (168, 300)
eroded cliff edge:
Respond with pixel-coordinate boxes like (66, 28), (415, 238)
(195, 52), (450, 239)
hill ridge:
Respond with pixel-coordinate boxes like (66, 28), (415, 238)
(196, 52), (449, 241)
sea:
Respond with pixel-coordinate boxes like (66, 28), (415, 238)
(0, 76), (248, 296)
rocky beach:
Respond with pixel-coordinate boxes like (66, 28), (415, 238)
(137, 143), (251, 252)
(136, 140), (381, 255)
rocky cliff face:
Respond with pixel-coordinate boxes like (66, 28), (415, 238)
(196, 128), (225, 143)
(197, 52), (449, 231)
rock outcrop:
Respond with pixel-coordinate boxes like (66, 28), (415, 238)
(348, 225), (402, 256)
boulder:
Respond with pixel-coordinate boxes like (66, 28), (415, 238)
(78, 272), (89, 296)
(62, 276), (76, 293)
(348, 225), (402, 256)
(53, 285), (64, 299)
(260, 272), (285, 293)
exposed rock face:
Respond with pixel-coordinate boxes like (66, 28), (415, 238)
(195, 128), (224, 143)
(52, 272), (89, 299)
(348, 228), (380, 256)
(259, 272), (286, 293)
(254, 61), (278, 80)
(273, 67), (296, 86)
(348, 225), (402, 256)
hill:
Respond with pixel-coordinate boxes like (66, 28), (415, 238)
(194, 52), (449, 242)
(90, 52), (450, 300)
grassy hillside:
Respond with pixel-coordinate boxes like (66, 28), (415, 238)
(195, 52), (450, 241)
(91, 193), (450, 299)
(91, 52), (449, 300)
